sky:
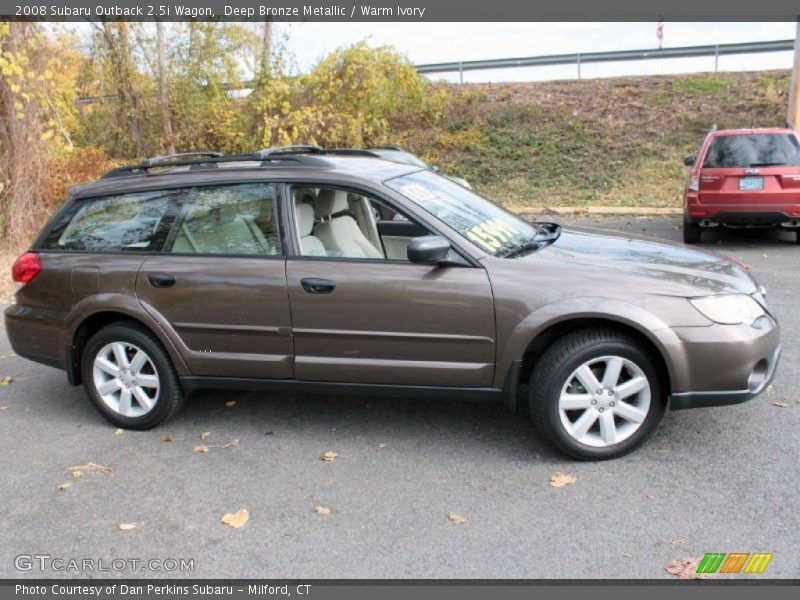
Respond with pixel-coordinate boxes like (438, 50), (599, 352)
(274, 21), (798, 83)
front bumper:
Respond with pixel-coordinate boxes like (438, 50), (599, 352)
(665, 315), (781, 410)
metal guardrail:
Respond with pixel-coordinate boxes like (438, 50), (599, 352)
(415, 39), (796, 82)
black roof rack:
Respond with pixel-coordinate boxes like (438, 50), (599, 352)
(141, 152), (224, 167)
(101, 146), (391, 179)
(102, 151), (313, 179)
(370, 145), (406, 151)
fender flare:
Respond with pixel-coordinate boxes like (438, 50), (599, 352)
(66, 294), (190, 379)
(494, 296), (688, 392)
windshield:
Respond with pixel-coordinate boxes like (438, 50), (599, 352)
(703, 134), (800, 168)
(386, 170), (540, 256)
(371, 149), (429, 168)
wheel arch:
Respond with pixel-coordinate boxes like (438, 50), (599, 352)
(517, 318), (672, 399)
(67, 303), (189, 385)
(496, 298), (685, 410)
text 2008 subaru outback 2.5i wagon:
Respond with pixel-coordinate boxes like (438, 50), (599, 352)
(5, 148), (781, 459)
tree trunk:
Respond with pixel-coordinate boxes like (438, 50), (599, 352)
(260, 20), (272, 78)
(156, 20), (175, 154)
(101, 22), (144, 157)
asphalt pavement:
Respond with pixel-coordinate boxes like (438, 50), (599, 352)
(1, 216), (798, 579)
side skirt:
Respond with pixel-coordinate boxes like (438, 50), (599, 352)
(179, 376), (504, 402)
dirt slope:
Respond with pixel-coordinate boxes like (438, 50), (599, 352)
(401, 70), (791, 208)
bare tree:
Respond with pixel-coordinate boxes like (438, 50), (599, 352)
(94, 21), (145, 157)
(156, 20), (175, 154)
(260, 20), (272, 78)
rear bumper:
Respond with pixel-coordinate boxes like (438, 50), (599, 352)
(4, 304), (68, 370)
(666, 316), (781, 410)
(685, 193), (800, 225)
(687, 210), (800, 226)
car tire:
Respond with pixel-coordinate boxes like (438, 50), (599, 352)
(528, 328), (666, 460)
(795, 230), (800, 245)
(81, 321), (185, 430)
(683, 218), (702, 244)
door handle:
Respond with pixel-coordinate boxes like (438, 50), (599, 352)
(301, 277), (336, 294)
(147, 273), (176, 288)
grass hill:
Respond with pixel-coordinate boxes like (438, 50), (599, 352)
(402, 70), (792, 209)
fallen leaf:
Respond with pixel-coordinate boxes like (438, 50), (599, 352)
(67, 463), (114, 477)
(549, 472), (577, 488)
(448, 512), (468, 524)
(225, 400), (236, 408)
(772, 402), (790, 408)
(622, 552), (632, 558)
(221, 508), (249, 529)
(378, 442), (389, 448)
(194, 439), (239, 453)
(671, 536), (688, 546)
(200, 431), (212, 440)
(114, 428), (124, 435)
(0, 376), (12, 385)
(162, 433), (183, 442)
(0, 405), (8, 411)
(766, 384), (775, 394)
(320, 451), (341, 461)
(665, 557), (716, 580)
(57, 482), (72, 491)
(118, 523), (140, 531)
(314, 506), (331, 515)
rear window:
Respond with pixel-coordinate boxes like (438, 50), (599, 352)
(40, 190), (178, 252)
(703, 134), (800, 168)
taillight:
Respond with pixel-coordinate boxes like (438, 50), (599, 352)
(688, 175), (700, 191)
(11, 252), (42, 284)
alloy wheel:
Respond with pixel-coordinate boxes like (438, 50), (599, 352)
(92, 342), (160, 418)
(558, 355), (651, 448)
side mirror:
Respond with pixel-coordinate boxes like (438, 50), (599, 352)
(407, 235), (451, 265)
(684, 154), (696, 167)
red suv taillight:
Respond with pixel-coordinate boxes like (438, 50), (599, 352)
(11, 252), (42, 284)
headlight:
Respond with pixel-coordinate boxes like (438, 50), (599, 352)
(688, 294), (765, 325)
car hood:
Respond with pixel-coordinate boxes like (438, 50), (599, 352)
(521, 227), (757, 296)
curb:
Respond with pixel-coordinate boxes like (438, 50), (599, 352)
(516, 206), (682, 217)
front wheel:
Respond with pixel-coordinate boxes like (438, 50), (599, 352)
(81, 322), (185, 429)
(528, 328), (666, 460)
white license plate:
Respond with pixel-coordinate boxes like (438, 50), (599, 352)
(739, 177), (764, 191)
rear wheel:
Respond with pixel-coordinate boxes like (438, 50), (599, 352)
(683, 218), (702, 244)
(81, 322), (184, 429)
(528, 328), (666, 460)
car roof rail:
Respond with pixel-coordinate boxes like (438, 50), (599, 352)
(370, 145), (405, 151)
(101, 153), (313, 179)
(253, 145), (324, 159)
(100, 146), (385, 179)
(141, 152), (224, 167)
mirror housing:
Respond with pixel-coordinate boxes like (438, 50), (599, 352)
(407, 235), (451, 265)
(684, 154), (696, 167)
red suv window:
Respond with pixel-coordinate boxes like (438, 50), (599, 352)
(703, 134), (800, 168)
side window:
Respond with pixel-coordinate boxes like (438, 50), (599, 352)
(167, 183), (280, 256)
(40, 190), (177, 252)
(291, 186), (430, 261)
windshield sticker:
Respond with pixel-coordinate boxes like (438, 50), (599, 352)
(399, 183), (437, 202)
(466, 218), (522, 252)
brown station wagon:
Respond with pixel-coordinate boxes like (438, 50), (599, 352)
(5, 147), (781, 459)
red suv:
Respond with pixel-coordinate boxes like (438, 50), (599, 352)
(683, 128), (800, 243)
